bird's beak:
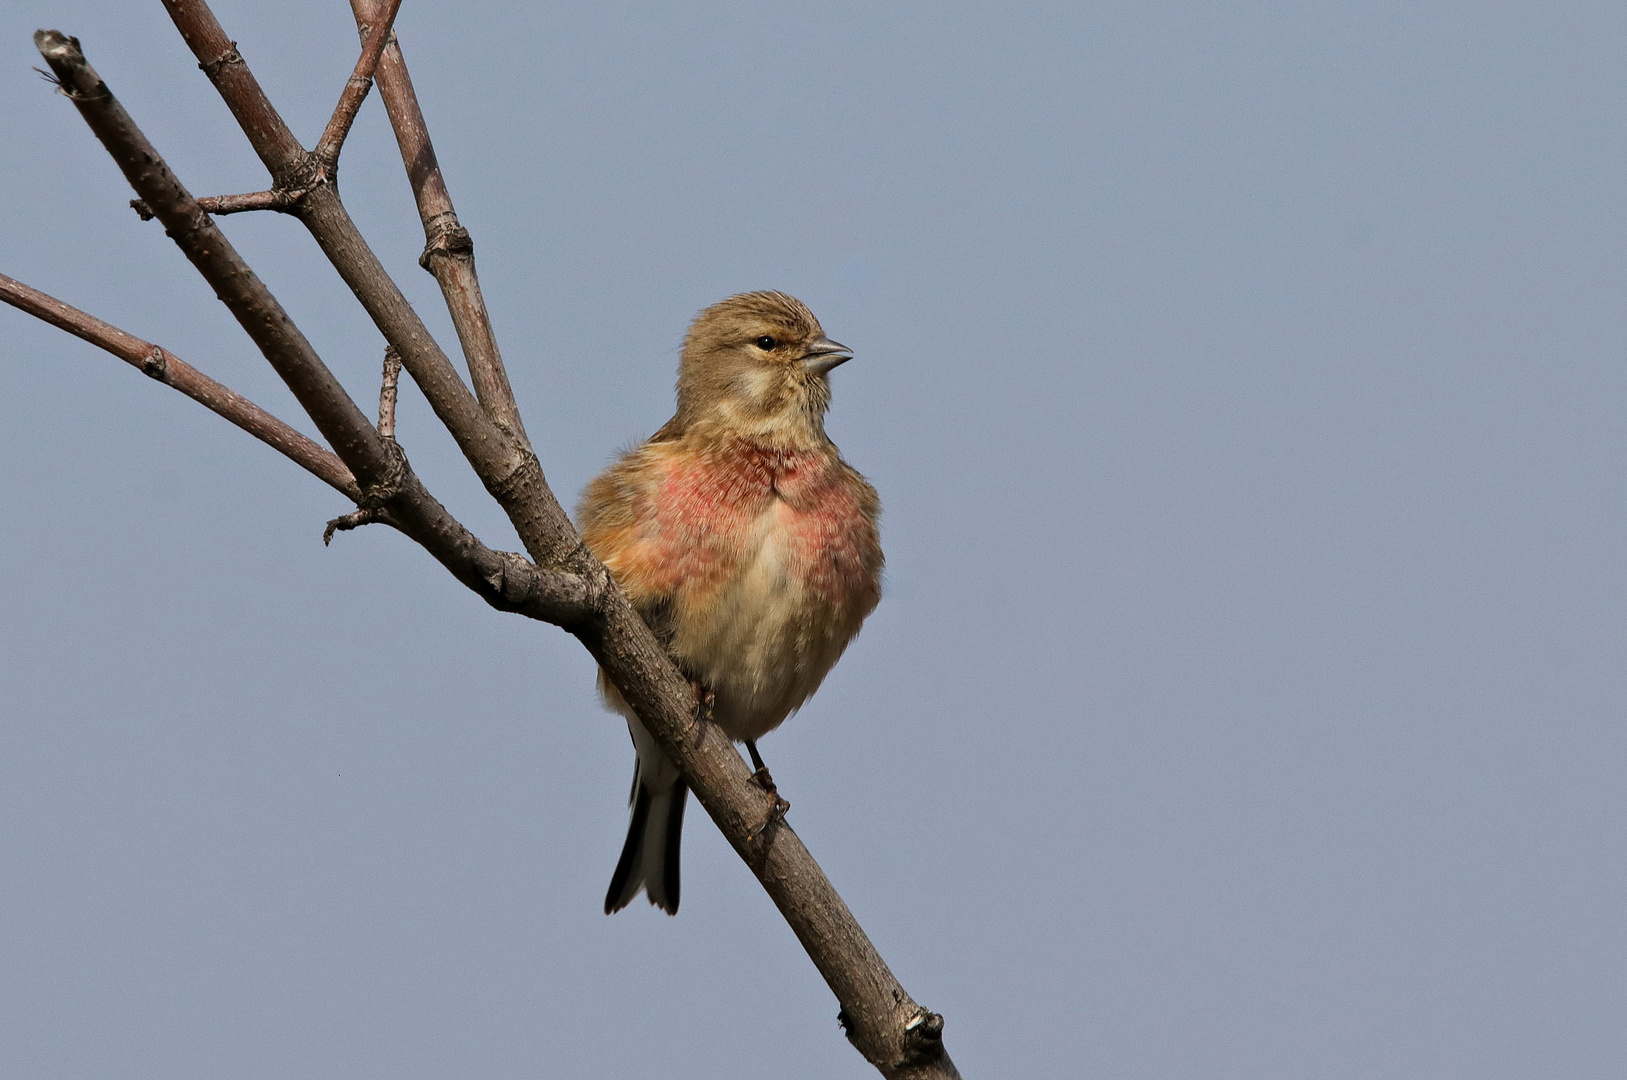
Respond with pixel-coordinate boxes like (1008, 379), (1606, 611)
(801, 336), (853, 376)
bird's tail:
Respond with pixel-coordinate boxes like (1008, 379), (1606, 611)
(604, 761), (688, 915)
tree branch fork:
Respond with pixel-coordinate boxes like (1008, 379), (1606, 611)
(7, 11), (959, 1079)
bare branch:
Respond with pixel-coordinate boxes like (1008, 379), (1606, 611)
(32, 28), (598, 632)
(2, 273), (597, 627)
(350, 0), (530, 445)
(378, 344), (402, 438)
(0, 271), (358, 499)
(35, 27), (389, 485)
(132, 189), (295, 219)
(312, 0), (403, 169)
(161, 0), (573, 572)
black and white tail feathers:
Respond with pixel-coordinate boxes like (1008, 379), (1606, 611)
(604, 764), (688, 915)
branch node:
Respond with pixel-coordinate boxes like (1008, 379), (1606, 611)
(359, 438), (410, 510)
(481, 550), (533, 600)
(130, 198), (157, 221)
(198, 42), (244, 79)
(273, 153), (330, 208)
(323, 438), (409, 545)
(418, 211), (473, 270)
(901, 1008), (947, 1063)
(139, 345), (169, 381)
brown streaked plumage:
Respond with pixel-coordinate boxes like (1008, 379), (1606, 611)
(580, 291), (883, 915)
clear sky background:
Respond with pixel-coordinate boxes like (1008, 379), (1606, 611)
(2, 2), (1624, 1077)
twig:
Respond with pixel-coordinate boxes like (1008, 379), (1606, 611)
(0, 271), (358, 498)
(324, 430), (405, 545)
(31, 28), (597, 630)
(350, 0), (529, 445)
(312, 0), (403, 170)
(323, 507), (376, 543)
(378, 344), (402, 438)
(35, 27), (389, 485)
(159, 1), (567, 568)
(131, 189), (294, 219)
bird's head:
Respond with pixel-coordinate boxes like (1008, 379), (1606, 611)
(672, 291), (852, 445)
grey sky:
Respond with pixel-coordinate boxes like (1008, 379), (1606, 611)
(3, 2), (1624, 1077)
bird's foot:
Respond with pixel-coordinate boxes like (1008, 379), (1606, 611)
(746, 753), (790, 837)
(689, 682), (715, 729)
(750, 764), (775, 793)
(748, 788), (791, 840)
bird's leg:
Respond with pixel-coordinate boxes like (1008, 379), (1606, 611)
(744, 739), (791, 827)
(745, 739), (773, 788)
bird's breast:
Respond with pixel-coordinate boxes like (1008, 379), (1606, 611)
(657, 444), (876, 601)
(654, 443), (881, 740)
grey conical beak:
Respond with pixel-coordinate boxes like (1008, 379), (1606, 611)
(801, 336), (853, 376)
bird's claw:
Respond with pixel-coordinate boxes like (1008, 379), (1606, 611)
(689, 683), (715, 729)
(748, 767), (790, 839)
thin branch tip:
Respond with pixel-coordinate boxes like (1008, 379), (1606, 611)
(323, 507), (382, 545)
(33, 28), (78, 58)
(313, 0), (403, 168)
(378, 344), (402, 437)
(33, 31), (106, 104)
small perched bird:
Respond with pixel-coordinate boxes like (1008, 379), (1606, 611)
(579, 291), (883, 915)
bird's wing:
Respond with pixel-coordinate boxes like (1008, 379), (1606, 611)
(578, 443), (691, 642)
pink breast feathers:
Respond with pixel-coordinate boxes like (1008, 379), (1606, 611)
(657, 442), (879, 609)
(772, 454), (879, 608)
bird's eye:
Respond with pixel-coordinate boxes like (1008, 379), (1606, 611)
(754, 335), (778, 351)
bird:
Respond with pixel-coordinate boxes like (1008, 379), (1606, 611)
(578, 291), (883, 915)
